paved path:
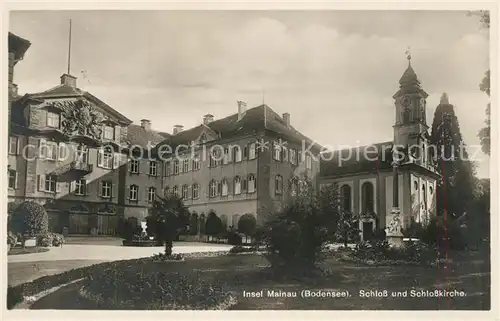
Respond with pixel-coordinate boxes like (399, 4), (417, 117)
(8, 242), (232, 286)
(8, 242), (233, 263)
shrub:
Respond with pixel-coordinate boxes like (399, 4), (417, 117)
(228, 245), (256, 254)
(36, 232), (65, 247)
(205, 211), (224, 239)
(237, 214), (257, 236)
(226, 231), (242, 245)
(264, 179), (342, 269)
(7, 231), (17, 247)
(7, 202), (21, 231)
(52, 233), (65, 247)
(402, 216), (467, 251)
(351, 239), (436, 265)
(13, 201), (48, 237)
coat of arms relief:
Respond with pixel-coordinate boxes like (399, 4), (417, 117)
(56, 99), (104, 139)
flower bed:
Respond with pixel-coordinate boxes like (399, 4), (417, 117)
(80, 268), (236, 309)
(122, 239), (162, 247)
(335, 241), (438, 266)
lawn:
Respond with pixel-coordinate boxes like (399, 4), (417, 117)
(21, 249), (490, 310)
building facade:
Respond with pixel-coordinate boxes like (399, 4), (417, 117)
(318, 59), (440, 242)
(9, 70), (320, 235)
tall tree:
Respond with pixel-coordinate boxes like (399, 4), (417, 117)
(469, 10), (490, 155)
(148, 194), (190, 256)
(430, 94), (476, 218)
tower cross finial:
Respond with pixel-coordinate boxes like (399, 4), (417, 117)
(405, 46), (412, 64)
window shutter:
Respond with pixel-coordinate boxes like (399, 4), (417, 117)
(38, 175), (45, 191)
(115, 126), (121, 144)
(113, 153), (120, 169)
(98, 181), (103, 197)
(39, 138), (47, 159)
(70, 180), (76, 193)
(145, 187), (150, 202)
(97, 149), (103, 167)
(126, 185), (131, 200)
(16, 138), (21, 155)
(56, 181), (62, 193)
(112, 183), (117, 199)
(14, 172), (18, 189)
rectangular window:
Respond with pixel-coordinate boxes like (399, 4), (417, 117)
(8, 170), (17, 189)
(192, 184), (199, 199)
(248, 175), (256, 193)
(9, 136), (18, 155)
(130, 159), (139, 173)
(46, 142), (58, 161)
(182, 159), (189, 172)
(290, 149), (297, 165)
(273, 141), (282, 161)
(192, 158), (200, 171)
(282, 148), (289, 162)
(165, 161), (171, 176)
(75, 179), (86, 196)
(101, 181), (112, 198)
(148, 187), (156, 202)
(47, 112), (60, 128)
(149, 161), (157, 176)
(45, 175), (57, 192)
(129, 185), (138, 201)
(75, 145), (88, 163)
(173, 159), (179, 175)
(58, 143), (68, 160)
(103, 125), (115, 140)
(98, 148), (114, 169)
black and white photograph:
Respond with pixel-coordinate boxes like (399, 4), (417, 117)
(4, 3), (495, 314)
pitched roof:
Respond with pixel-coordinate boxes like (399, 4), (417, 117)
(126, 124), (172, 148)
(155, 104), (320, 152)
(320, 141), (394, 177)
(25, 82), (133, 124)
(8, 32), (31, 61)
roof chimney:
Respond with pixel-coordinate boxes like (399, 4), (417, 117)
(173, 125), (184, 135)
(60, 73), (77, 87)
(237, 101), (247, 121)
(140, 119), (151, 131)
(203, 114), (214, 125)
(282, 112), (290, 128)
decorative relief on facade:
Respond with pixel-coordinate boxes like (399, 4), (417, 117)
(386, 214), (401, 235)
(58, 99), (104, 139)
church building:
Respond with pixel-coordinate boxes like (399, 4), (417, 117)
(319, 56), (441, 243)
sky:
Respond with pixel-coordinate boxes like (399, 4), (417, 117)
(9, 10), (490, 177)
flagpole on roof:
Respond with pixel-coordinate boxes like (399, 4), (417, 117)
(67, 19), (72, 75)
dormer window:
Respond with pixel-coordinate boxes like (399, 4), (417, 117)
(47, 111), (60, 128)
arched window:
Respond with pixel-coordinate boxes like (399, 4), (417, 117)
(422, 184), (427, 208)
(182, 184), (189, 199)
(275, 175), (283, 195)
(340, 184), (351, 212)
(290, 177), (299, 196)
(209, 180), (217, 197)
(361, 182), (374, 214)
(248, 142), (256, 160)
(403, 108), (410, 124)
(234, 176), (241, 195)
(233, 146), (242, 162)
(172, 185), (178, 197)
(173, 159), (179, 174)
(221, 178), (229, 196)
(192, 183), (199, 199)
(247, 174), (256, 193)
(429, 185), (433, 195)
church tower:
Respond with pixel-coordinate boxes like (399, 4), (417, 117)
(393, 53), (430, 167)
